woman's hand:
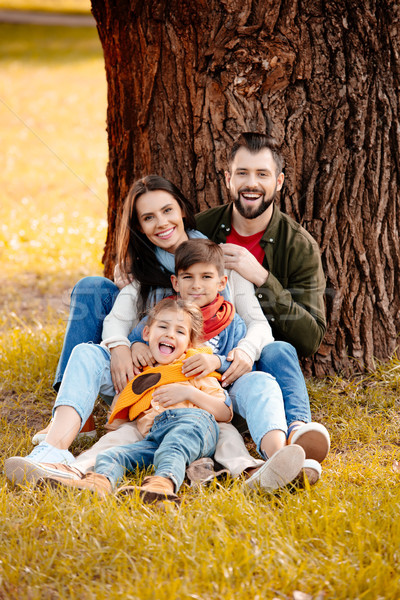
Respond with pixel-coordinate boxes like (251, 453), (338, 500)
(110, 345), (138, 394)
(221, 243), (269, 287)
(221, 348), (253, 387)
(181, 353), (221, 379)
(113, 264), (132, 289)
(131, 342), (156, 370)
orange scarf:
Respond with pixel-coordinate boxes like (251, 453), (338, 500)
(108, 347), (222, 424)
(201, 294), (235, 342)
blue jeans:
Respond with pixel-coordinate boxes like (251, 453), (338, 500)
(257, 342), (311, 425)
(54, 276), (119, 391)
(53, 342), (115, 428)
(94, 409), (219, 491)
(228, 371), (287, 455)
(54, 276), (311, 439)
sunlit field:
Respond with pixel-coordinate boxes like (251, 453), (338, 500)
(0, 19), (107, 325)
(1, 11), (400, 600)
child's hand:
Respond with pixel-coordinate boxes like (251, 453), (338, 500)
(181, 353), (221, 378)
(131, 342), (156, 369)
(221, 348), (253, 387)
(152, 383), (192, 408)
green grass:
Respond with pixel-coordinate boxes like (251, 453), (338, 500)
(1, 19), (400, 600)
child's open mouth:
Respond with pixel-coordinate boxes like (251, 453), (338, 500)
(159, 342), (175, 355)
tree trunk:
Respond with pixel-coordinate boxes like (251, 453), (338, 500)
(91, 0), (400, 375)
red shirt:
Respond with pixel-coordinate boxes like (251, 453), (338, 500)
(226, 226), (265, 265)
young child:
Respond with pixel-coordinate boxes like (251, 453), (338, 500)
(45, 297), (232, 503)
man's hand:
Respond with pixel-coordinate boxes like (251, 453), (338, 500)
(221, 243), (269, 287)
(131, 342), (156, 370)
(152, 383), (191, 408)
(110, 345), (138, 394)
(181, 353), (221, 379)
(221, 347), (253, 387)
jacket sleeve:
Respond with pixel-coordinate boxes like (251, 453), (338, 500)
(256, 242), (326, 357)
(101, 281), (141, 349)
(228, 270), (275, 361)
(215, 315), (247, 373)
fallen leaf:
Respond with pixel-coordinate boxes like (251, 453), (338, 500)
(293, 592), (313, 600)
(392, 460), (400, 473)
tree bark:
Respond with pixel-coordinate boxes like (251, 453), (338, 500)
(91, 0), (400, 375)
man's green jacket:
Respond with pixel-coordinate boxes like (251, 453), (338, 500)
(195, 203), (326, 358)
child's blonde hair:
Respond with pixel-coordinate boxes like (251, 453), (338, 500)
(147, 298), (204, 347)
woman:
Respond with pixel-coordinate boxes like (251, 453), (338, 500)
(9, 175), (324, 490)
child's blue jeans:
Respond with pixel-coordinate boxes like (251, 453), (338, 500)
(94, 408), (219, 492)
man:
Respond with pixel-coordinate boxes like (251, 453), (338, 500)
(195, 132), (329, 474)
(196, 132), (326, 357)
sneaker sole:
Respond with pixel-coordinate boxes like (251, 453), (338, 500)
(4, 457), (79, 486)
(245, 445), (306, 492)
(291, 423), (330, 463)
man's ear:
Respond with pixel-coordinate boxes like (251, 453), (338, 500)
(218, 274), (228, 292)
(170, 274), (179, 293)
(142, 325), (150, 341)
(276, 172), (284, 192)
(224, 170), (231, 189)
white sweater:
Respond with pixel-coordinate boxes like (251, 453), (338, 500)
(102, 269), (274, 363)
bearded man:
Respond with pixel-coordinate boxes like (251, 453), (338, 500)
(196, 131), (326, 357)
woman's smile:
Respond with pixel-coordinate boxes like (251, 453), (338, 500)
(136, 190), (188, 253)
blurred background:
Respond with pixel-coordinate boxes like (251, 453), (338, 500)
(0, 0), (108, 324)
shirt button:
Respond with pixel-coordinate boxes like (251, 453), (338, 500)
(270, 317), (275, 322)
(226, 228), (230, 233)
(221, 224), (225, 229)
(269, 238), (274, 242)
(258, 294), (263, 299)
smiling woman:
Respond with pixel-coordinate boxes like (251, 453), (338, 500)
(135, 191), (188, 254)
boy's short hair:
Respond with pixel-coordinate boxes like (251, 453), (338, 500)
(147, 297), (204, 347)
(174, 239), (225, 277)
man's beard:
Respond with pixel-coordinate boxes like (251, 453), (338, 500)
(232, 187), (277, 220)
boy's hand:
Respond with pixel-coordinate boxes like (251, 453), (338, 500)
(131, 342), (156, 369)
(221, 348), (253, 387)
(152, 383), (192, 408)
(181, 353), (221, 378)
(110, 345), (139, 394)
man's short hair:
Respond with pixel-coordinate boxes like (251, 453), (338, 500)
(175, 239), (225, 277)
(229, 132), (284, 175)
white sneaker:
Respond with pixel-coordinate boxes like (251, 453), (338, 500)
(244, 445), (305, 492)
(4, 460), (82, 486)
(289, 422), (330, 463)
(5, 442), (76, 486)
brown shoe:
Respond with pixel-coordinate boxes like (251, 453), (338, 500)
(293, 459), (322, 488)
(186, 457), (229, 486)
(39, 471), (112, 497)
(118, 475), (180, 504)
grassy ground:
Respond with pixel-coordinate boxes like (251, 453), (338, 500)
(1, 19), (400, 600)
